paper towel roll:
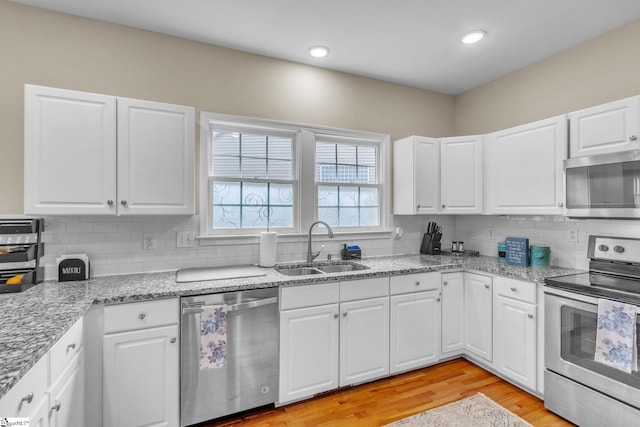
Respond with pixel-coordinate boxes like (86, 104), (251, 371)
(259, 232), (277, 267)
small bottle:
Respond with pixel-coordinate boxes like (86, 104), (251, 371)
(452, 241), (459, 252)
(458, 241), (465, 252)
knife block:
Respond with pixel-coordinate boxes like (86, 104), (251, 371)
(420, 233), (441, 255)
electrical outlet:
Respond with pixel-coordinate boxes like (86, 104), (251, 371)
(177, 231), (195, 248)
(567, 229), (578, 243)
(488, 226), (495, 239)
(143, 233), (156, 250)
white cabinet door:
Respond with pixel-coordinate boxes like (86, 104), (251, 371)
(103, 325), (179, 427)
(393, 136), (440, 214)
(340, 297), (390, 386)
(24, 84), (117, 215)
(464, 273), (493, 362)
(49, 350), (84, 427)
(441, 272), (464, 356)
(117, 98), (195, 215)
(494, 295), (536, 390)
(485, 115), (567, 215)
(441, 136), (483, 214)
(569, 96), (639, 157)
(278, 304), (339, 404)
(390, 290), (440, 374)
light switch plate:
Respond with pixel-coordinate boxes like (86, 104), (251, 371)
(177, 231), (195, 248)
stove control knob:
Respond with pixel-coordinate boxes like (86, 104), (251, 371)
(598, 244), (609, 252)
(614, 246), (625, 253)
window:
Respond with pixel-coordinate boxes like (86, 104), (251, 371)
(315, 137), (380, 228)
(200, 113), (389, 237)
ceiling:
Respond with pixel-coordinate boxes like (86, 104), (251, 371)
(12, 0), (640, 94)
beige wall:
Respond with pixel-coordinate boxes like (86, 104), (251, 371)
(0, 1), (454, 214)
(454, 19), (640, 135)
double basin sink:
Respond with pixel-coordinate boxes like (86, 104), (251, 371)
(275, 262), (369, 276)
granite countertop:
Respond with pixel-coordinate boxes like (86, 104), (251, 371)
(0, 254), (581, 400)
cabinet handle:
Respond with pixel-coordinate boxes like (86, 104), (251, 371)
(484, 284), (490, 289)
(170, 337), (177, 344)
(121, 200), (128, 206)
(443, 281), (448, 286)
(50, 400), (61, 415)
(510, 287), (517, 292)
(334, 313), (339, 319)
(415, 281), (421, 286)
(342, 312), (348, 317)
(67, 342), (76, 352)
(436, 296), (441, 302)
(21, 392), (34, 404)
(557, 202), (564, 207)
(138, 313), (146, 320)
(630, 135), (638, 142)
(416, 204), (421, 209)
(107, 200), (114, 206)
(441, 204), (446, 208)
(527, 314), (534, 319)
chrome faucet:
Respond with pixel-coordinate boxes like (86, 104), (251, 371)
(307, 220), (335, 263)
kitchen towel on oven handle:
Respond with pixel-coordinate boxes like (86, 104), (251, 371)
(200, 304), (227, 369)
(594, 298), (637, 373)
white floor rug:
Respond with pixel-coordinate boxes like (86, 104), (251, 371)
(385, 393), (533, 427)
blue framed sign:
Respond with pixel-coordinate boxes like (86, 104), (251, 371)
(505, 237), (529, 267)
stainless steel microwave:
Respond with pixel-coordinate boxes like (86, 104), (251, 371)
(565, 150), (640, 218)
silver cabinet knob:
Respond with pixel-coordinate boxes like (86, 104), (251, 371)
(436, 296), (441, 302)
(50, 400), (61, 415)
(510, 287), (517, 292)
(415, 281), (421, 286)
(443, 281), (448, 286)
(107, 200), (114, 206)
(416, 204), (421, 209)
(342, 312), (348, 317)
(557, 202), (563, 207)
(138, 313), (146, 320)
(334, 313), (339, 319)
(630, 135), (638, 141)
(441, 204), (446, 208)
(527, 313), (534, 319)
(67, 342), (76, 352)
(484, 284), (490, 289)
(170, 337), (177, 344)
(21, 392), (34, 404)
(121, 200), (128, 206)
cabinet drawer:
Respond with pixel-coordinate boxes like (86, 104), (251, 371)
(0, 353), (48, 417)
(104, 298), (179, 334)
(280, 282), (339, 310)
(340, 277), (389, 302)
(50, 316), (83, 383)
(390, 272), (440, 295)
(494, 277), (536, 304)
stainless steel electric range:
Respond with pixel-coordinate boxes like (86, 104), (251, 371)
(544, 235), (640, 427)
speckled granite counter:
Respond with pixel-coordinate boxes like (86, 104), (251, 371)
(0, 254), (581, 400)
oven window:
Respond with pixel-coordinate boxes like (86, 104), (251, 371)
(561, 305), (640, 387)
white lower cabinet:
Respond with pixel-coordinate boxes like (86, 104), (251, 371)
(49, 350), (84, 427)
(441, 272), (464, 356)
(340, 296), (390, 385)
(279, 302), (340, 403)
(464, 273), (492, 362)
(278, 278), (389, 404)
(493, 278), (537, 390)
(103, 298), (179, 427)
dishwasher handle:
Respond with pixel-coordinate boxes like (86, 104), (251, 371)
(182, 296), (277, 315)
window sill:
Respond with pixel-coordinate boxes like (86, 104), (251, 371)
(197, 230), (394, 246)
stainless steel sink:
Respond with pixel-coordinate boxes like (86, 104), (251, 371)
(275, 262), (369, 276)
(276, 267), (324, 276)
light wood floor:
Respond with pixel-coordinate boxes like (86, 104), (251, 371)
(204, 358), (574, 426)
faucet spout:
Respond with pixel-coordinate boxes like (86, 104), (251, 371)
(307, 220), (335, 263)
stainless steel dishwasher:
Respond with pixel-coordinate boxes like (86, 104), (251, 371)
(180, 287), (279, 426)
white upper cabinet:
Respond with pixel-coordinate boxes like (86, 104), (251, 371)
(569, 96), (639, 158)
(24, 85), (195, 215)
(485, 115), (567, 215)
(393, 136), (440, 214)
(24, 85), (117, 215)
(441, 135), (483, 214)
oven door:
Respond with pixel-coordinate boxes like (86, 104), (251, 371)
(545, 288), (640, 409)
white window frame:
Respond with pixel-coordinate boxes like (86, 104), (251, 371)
(199, 112), (391, 239)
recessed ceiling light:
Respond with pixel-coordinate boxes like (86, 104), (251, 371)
(309, 46), (329, 58)
(461, 30), (486, 45)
